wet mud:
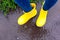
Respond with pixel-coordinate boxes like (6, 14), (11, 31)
(0, 0), (60, 40)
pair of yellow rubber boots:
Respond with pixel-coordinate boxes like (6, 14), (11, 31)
(18, 3), (48, 27)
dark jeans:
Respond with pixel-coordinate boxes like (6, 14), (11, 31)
(43, 0), (57, 10)
(14, 0), (57, 12)
(14, 0), (32, 12)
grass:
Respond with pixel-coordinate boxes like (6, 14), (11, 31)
(0, 0), (44, 16)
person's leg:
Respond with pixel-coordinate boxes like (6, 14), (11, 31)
(14, 0), (32, 12)
(14, 0), (37, 25)
(43, 0), (57, 10)
(36, 0), (57, 27)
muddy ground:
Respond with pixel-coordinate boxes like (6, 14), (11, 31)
(0, 0), (60, 40)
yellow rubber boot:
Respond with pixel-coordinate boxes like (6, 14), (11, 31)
(36, 2), (48, 27)
(18, 3), (37, 25)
